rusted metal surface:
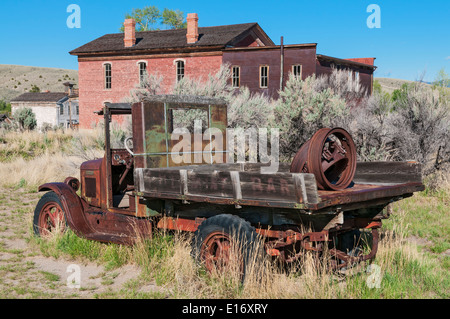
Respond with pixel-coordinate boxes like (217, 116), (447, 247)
(200, 231), (234, 273)
(156, 216), (205, 232)
(261, 220), (382, 268)
(64, 177), (80, 192)
(291, 127), (357, 190)
(37, 199), (66, 237)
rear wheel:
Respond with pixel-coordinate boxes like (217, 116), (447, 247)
(192, 214), (263, 280)
(33, 191), (67, 237)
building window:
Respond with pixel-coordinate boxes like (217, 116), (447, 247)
(138, 62), (147, 84)
(76, 104), (79, 115)
(104, 63), (112, 89)
(60, 105), (64, 115)
(232, 66), (240, 88)
(176, 60), (185, 82)
(292, 64), (302, 79)
(260, 65), (268, 88)
(354, 71), (360, 83)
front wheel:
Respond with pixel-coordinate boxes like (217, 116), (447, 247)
(191, 214), (263, 281)
(33, 191), (67, 237)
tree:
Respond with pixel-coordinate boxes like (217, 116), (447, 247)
(162, 8), (187, 29)
(119, 5), (186, 32)
(0, 100), (11, 114)
(433, 67), (450, 89)
(432, 67), (450, 102)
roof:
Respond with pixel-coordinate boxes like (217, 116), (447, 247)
(10, 92), (68, 103)
(317, 54), (377, 70)
(70, 23), (273, 55)
(224, 43), (317, 52)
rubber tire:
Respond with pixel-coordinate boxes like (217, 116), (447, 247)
(33, 191), (67, 237)
(191, 214), (263, 281)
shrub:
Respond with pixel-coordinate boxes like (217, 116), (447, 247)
(350, 77), (449, 187)
(385, 81), (449, 175)
(172, 63), (234, 99)
(29, 84), (40, 93)
(272, 72), (350, 160)
(13, 107), (37, 131)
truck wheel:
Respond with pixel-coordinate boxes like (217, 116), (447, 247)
(192, 214), (263, 280)
(33, 191), (67, 237)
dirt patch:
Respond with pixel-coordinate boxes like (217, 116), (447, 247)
(0, 187), (158, 299)
(407, 235), (434, 247)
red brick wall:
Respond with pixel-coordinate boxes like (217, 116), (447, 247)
(78, 54), (223, 128)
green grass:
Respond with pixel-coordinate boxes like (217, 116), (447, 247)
(388, 190), (449, 254)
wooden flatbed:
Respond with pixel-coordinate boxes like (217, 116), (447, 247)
(134, 161), (424, 213)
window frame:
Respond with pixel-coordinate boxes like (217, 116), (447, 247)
(231, 66), (240, 88)
(138, 61), (147, 85)
(104, 63), (112, 90)
(354, 71), (360, 83)
(292, 64), (302, 79)
(259, 65), (269, 88)
(176, 60), (185, 82)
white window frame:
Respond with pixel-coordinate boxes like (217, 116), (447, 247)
(292, 64), (302, 79)
(259, 65), (269, 88)
(174, 59), (186, 82)
(103, 62), (112, 90)
(232, 66), (240, 88)
(137, 60), (148, 84)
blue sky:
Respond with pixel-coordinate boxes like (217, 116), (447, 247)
(0, 0), (448, 82)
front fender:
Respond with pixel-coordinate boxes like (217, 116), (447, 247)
(38, 182), (95, 237)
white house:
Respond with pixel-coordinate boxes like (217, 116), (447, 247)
(10, 90), (79, 129)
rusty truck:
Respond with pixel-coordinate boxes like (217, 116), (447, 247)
(33, 95), (424, 273)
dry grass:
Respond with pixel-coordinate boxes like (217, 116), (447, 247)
(0, 128), (103, 189)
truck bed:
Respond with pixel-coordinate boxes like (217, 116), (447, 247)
(133, 161), (424, 212)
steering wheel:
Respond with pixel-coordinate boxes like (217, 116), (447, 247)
(124, 136), (134, 156)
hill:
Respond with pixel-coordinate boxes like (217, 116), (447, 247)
(0, 64), (78, 103)
(375, 77), (436, 94)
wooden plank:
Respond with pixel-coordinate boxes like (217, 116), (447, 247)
(139, 169), (182, 194)
(186, 170), (235, 198)
(179, 169), (188, 195)
(239, 171), (297, 202)
(354, 161), (422, 184)
(230, 171), (242, 201)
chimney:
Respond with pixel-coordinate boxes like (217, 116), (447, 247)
(186, 13), (199, 44)
(124, 18), (136, 47)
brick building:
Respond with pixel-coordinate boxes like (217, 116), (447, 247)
(70, 13), (376, 128)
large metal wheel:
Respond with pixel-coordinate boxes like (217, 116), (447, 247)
(192, 214), (262, 280)
(33, 192), (67, 237)
(290, 128), (357, 190)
